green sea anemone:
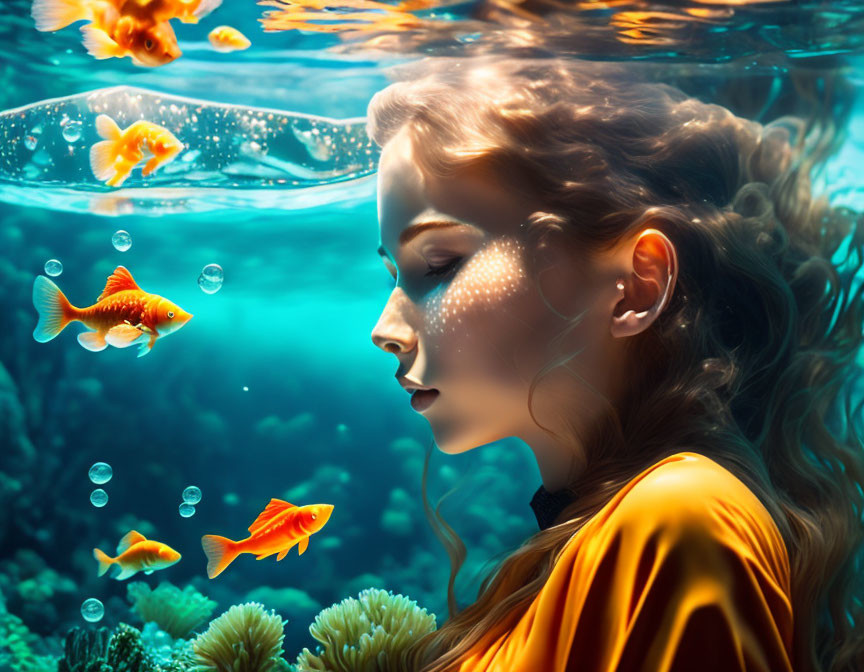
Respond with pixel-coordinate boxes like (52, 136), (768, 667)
(57, 623), (150, 672)
(294, 588), (437, 672)
(127, 582), (217, 639)
(192, 602), (287, 672)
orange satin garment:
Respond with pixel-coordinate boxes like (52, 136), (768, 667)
(457, 452), (795, 672)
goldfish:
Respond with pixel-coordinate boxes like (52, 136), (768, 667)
(32, 0), (222, 66)
(93, 530), (182, 580)
(201, 499), (334, 579)
(32, 265), (193, 358)
(208, 25), (251, 52)
(90, 114), (183, 188)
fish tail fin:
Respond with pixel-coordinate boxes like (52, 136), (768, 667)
(93, 547), (114, 577)
(31, 0), (91, 31)
(90, 140), (118, 182)
(194, 0), (223, 19)
(32, 275), (76, 343)
(201, 535), (239, 579)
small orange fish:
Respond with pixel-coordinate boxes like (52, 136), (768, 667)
(90, 114), (183, 188)
(32, 0), (221, 66)
(208, 25), (251, 52)
(32, 265), (193, 358)
(94, 530), (182, 580)
(201, 499), (334, 579)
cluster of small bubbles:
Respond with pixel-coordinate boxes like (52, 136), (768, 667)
(198, 264), (223, 294)
(112, 230), (132, 252)
(179, 485), (201, 517)
(44, 259), (63, 277)
(183, 486), (202, 504)
(62, 120), (83, 143)
(90, 488), (108, 507)
(81, 598), (104, 623)
(89, 461), (113, 484)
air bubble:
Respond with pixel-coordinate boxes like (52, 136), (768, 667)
(179, 503), (196, 518)
(44, 259), (63, 277)
(24, 125), (42, 151)
(90, 489), (108, 507)
(198, 264), (223, 294)
(182, 486), (202, 504)
(81, 598), (104, 623)
(62, 120), (83, 143)
(89, 462), (112, 484)
(112, 230), (132, 252)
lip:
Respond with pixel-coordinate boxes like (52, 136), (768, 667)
(410, 389), (439, 412)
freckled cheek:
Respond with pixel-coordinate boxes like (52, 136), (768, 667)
(420, 240), (544, 389)
(422, 239), (530, 336)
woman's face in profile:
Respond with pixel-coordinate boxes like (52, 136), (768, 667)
(371, 128), (619, 455)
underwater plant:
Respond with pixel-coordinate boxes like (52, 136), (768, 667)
(0, 593), (58, 672)
(192, 602), (288, 672)
(58, 623), (150, 672)
(127, 581), (217, 639)
(294, 588), (437, 672)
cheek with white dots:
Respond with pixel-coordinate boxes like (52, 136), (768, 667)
(424, 239), (528, 334)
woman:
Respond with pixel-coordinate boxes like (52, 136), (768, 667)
(368, 56), (864, 672)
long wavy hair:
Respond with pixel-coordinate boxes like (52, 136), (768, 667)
(366, 56), (864, 672)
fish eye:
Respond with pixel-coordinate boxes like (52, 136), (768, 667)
(167, 311), (174, 319)
(311, 514), (317, 520)
(145, 39), (154, 50)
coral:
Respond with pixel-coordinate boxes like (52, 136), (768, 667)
(0, 592), (58, 672)
(57, 623), (151, 672)
(192, 602), (288, 672)
(56, 626), (111, 672)
(294, 588), (437, 672)
(127, 582), (217, 639)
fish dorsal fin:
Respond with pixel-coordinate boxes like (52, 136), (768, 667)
(117, 530), (147, 555)
(248, 498), (296, 535)
(98, 266), (141, 302)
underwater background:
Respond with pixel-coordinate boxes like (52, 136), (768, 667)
(2, 0), (864, 669)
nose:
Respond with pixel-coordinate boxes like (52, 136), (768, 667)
(371, 290), (416, 355)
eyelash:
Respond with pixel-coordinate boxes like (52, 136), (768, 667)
(425, 258), (462, 278)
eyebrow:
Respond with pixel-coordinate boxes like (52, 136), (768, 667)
(377, 219), (467, 257)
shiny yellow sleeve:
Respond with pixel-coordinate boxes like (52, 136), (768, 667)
(458, 453), (795, 672)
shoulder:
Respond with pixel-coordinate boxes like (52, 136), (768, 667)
(582, 451), (790, 591)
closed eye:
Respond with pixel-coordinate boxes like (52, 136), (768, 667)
(425, 258), (461, 278)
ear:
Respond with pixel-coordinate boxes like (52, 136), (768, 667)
(610, 228), (678, 338)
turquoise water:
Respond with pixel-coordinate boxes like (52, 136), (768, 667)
(2, 0), (864, 668)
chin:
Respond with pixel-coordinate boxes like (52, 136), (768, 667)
(431, 423), (504, 455)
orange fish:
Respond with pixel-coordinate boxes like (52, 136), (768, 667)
(94, 530), (182, 580)
(32, 265), (193, 358)
(31, 0), (221, 66)
(208, 25), (251, 52)
(90, 114), (183, 188)
(201, 499), (334, 579)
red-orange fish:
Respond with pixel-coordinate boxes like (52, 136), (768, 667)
(32, 265), (192, 357)
(201, 499), (334, 578)
(94, 530), (182, 580)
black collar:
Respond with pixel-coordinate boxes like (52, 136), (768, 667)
(529, 484), (578, 530)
